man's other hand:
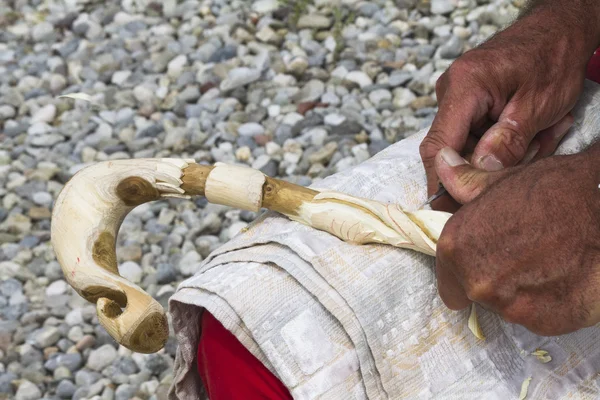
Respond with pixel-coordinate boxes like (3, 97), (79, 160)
(433, 146), (600, 335)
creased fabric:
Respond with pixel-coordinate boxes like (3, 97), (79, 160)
(169, 80), (600, 400)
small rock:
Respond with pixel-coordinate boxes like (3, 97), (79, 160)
(32, 192), (53, 206)
(31, 104), (56, 124)
(46, 280), (68, 297)
(87, 344), (118, 371)
(118, 261), (142, 283)
(431, 0), (456, 14)
(156, 263), (177, 284)
(293, 80), (325, 103)
(56, 380), (77, 399)
(31, 22), (54, 41)
(411, 96), (437, 110)
(15, 380), (41, 400)
(220, 68), (261, 91)
(309, 142), (338, 164)
(238, 122), (265, 137)
(33, 327), (61, 348)
(438, 35), (463, 59)
(324, 114), (346, 126)
(115, 384), (137, 400)
(167, 55), (188, 78)
(297, 14), (332, 29)
(75, 335), (96, 352)
(287, 57), (309, 76)
(256, 26), (279, 44)
(345, 71), (373, 88)
(369, 89), (392, 105)
(0, 105), (16, 120)
(111, 71), (132, 86)
(393, 88), (417, 108)
(235, 146), (252, 162)
(253, 0), (279, 13)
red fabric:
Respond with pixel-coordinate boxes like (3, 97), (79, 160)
(197, 311), (293, 400)
(587, 49), (600, 84)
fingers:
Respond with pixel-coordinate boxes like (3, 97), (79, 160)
(531, 113), (574, 161)
(420, 87), (493, 195)
(471, 96), (572, 170)
(436, 257), (471, 310)
(434, 147), (511, 204)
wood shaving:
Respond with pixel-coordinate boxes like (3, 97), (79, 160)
(518, 377), (532, 400)
(531, 349), (552, 363)
(468, 303), (485, 340)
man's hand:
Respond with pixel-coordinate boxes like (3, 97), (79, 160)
(433, 145), (600, 335)
(420, 3), (600, 196)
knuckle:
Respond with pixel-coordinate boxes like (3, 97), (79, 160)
(464, 279), (496, 303)
(495, 126), (530, 163)
(420, 133), (448, 161)
(455, 170), (485, 199)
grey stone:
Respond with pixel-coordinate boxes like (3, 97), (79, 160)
(0, 278), (22, 297)
(220, 68), (261, 91)
(293, 80), (325, 103)
(297, 14), (331, 29)
(14, 380), (41, 400)
(115, 384), (137, 400)
(33, 327), (61, 348)
(431, 0), (456, 14)
(44, 353), (82, 372)
(238, 122), (265, 137)
(156, 263), (177, 284)
(87, 344), (118, 371)
(56, 380), (76, 399)
(438, 35), (463, 59)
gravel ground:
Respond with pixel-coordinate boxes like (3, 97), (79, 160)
(0, 0), (520, 398)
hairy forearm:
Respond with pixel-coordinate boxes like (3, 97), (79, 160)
(519, 0), (600, 56)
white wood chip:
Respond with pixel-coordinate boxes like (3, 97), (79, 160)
(468, 303), (485, 340)
(518, 377), (532, 400)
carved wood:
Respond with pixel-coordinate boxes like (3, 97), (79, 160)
(51, 158), (453, 353)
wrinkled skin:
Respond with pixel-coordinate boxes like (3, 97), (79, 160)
(419, 1), (600, 335)
(419, 7), (597, 197)
(433, 145), (600, 335)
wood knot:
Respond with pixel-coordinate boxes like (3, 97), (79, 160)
(116, 176), (159, 206)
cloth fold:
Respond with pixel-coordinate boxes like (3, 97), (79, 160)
(169, 80), (600, 400)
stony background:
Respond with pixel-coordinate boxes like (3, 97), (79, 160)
(0, 0), (520, 398)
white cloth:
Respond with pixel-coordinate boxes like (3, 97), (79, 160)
(169, 80), (600, 400)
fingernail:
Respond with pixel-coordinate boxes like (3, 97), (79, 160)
(440, 147), (467, 167)
(478, 154), (503, 171)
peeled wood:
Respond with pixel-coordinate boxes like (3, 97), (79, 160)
(51, 158), (453, 353)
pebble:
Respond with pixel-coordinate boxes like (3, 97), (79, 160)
(14, 380), (41, 400)
(297, 14), (332, 29)
(118, 261), (143, 283)
(31, 22), (54, 42)
(293, 80), (325, 103)
(56, 379), (77, 399)
(345, 71), (373, 88)
(238, 122), (265, 137)
(46, 280), (68, 297)
(220, 68), (261, 91)
(87, 344), (118, 371)
(31, 104), (57, 124)
(324, 114), (346, 126)
(33, 327), (61, 348)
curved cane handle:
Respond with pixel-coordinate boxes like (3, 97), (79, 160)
(50, 158), (198, 353)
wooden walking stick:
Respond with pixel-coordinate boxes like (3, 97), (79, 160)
(51, 158), (453, 353)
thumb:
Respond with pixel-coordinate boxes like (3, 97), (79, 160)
(472, 99), (551, 170)
(435, 147), (510, 204)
